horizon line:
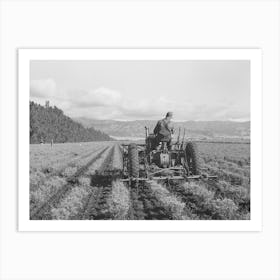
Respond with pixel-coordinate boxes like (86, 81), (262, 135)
(76, 117), (250, 123)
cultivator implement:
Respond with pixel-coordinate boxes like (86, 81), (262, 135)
(120, 167), (217, 183)
(121, 175), (217, 183)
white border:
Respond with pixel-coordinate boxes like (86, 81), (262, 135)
(18, 48), (262, 231)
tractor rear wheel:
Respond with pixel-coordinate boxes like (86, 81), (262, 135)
(128, 143), (139, 178)
(185, 142), (201, 175)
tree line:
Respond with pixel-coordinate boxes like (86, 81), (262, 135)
(30, 101), (112, 144)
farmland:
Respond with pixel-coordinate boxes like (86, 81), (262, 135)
(30, 141), (250, 220)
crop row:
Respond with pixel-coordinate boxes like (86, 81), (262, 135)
(30, 141), (250, 220)
(167, 182), (242, 220)
(30, 146), (110, 211)
(30, 145), (111, 195)
(202, 163), (250, 189)
(197, 142), (250, 167)
(49, 144), (126, 220)
(30, 142), (111, 170)
(49, 179), (249, 220)
(30, 145), (113, 219)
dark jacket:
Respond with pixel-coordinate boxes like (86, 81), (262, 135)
(153, 118), (173, 137)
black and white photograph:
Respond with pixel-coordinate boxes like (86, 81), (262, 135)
(26, 51), (254, 223)
(2, 1), (280, 280)
(17, 48), (262, 231)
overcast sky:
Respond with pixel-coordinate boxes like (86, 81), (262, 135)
(30, 60), (250, 121)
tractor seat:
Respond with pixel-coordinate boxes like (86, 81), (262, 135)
(157, 135), (171, 142)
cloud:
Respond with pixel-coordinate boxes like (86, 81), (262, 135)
(30, 79), (57, 98)
(30, 79), (249, 121)
(71, 87), (122, 108)
(64, 87), (175, 120)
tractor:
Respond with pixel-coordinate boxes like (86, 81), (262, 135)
(121, 127), (216, 184)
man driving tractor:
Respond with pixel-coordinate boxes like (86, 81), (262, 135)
(153, 112), (174, 150)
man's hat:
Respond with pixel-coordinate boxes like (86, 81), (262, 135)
(166, 112), (173, 117)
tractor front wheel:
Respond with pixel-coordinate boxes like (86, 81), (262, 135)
(128, 143), (139, 178)
(185, 142), (201, 175)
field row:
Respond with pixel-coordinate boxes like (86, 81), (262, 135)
(33, 178), (249, 220)
(30, 141), (250, 220)
(30, 143), (117, 219)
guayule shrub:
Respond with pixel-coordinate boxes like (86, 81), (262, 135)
(107, 180), (130, 219)
(182, 182), (214, 203)
(51, 187), (89, 219)
(51, 177), (92, 220)
(203, 164), (249, 188)
(179, 182), (215, 218)
(209, 198), (238, 220)
(180, 182), (239, 219)
(216, 180), (250, 204)
(149, 182), (185, 219)
(30, 176), (66, 209)
(29, 169), (46, 192)
(85, 147), (112, 175)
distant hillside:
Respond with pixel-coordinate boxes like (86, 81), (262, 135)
(30, 102), (112, 144)
(75, 118), (250, 140)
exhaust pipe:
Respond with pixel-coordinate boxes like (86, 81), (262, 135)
(145, 126), (149, 138)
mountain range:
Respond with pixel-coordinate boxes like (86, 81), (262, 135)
(75, 118), (250, 140)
